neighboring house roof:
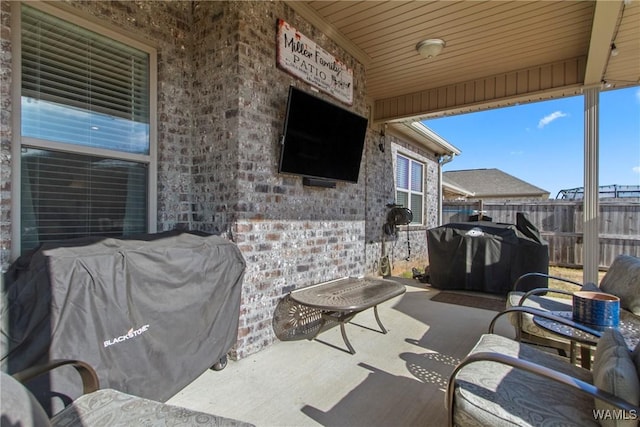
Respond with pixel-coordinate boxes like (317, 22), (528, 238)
(443, 168), (550, 199)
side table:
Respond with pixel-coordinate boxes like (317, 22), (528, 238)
(533, 310), (639, 369)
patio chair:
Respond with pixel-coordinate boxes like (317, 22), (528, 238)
(1, 359), (254, 427)
(505, 254), (640, 355)
(448, 310), (640, 426)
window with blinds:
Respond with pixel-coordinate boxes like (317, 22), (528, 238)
(396, 154), (424, 224)
(21, 5), (150, 153)
(19, 4), (154, 254)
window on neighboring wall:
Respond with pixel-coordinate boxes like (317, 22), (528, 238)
(17, 4), (156, 255)
(396, 154), (424, 224)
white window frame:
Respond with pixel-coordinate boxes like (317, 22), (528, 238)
(395, 152), (425, 225)
(11, 1), (157, 259)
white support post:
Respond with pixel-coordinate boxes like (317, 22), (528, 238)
(583, 87), (600, 284)
(438, 159), (443, 226)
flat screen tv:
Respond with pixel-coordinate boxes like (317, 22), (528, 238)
(279, 86), (368, 184)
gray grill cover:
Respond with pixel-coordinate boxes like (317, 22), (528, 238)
(1, 232), (245, 407)
(427, 215), (548, 295)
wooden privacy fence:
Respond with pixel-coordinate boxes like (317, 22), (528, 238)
(442, 200), (640, 269)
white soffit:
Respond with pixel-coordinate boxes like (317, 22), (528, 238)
(386, 121), (461, 157)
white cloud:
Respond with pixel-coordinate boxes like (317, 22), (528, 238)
(633, 166), (640, 174)
(636, 88), (640, 103)
(538, 111), (568, 128)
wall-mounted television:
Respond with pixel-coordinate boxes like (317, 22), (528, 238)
(278, 86), (368, 185)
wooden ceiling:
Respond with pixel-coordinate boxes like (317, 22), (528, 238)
(287, 1), (640, 124)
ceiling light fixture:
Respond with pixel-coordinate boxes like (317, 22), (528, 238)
(416, 39), (445, 60)
(610, 43), (619, 57)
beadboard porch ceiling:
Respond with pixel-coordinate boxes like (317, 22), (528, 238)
(286, 1), (640, 124)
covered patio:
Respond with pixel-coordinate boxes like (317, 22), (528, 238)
(167, 278), (514, 426)
(1, 1), (639, 425)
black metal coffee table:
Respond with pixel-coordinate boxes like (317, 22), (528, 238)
(273, 277), (406, 354)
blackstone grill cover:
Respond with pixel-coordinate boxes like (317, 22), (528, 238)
(1, 231), (245, 412)
(427, 214), (549, 295)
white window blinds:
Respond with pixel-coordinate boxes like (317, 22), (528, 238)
(411, 162), (423, 192)
(396, 154), (424, 224)
(21, 149), (148, 251)
(21, 4), (150, 154)
(18, 5), (153, 254)
(396, 156), (409, 189)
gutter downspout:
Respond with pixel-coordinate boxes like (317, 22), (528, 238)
(438, 154), (455, 225)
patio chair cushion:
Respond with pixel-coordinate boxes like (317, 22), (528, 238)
(50, 388), (253, 427)
(599, 255), (640, 315)
(1, 369), (254, 427)
(633, 342), (640, 373)
(452, 333), (596, 427)
(506, 292), (573, 345)
(507, 291), (573, 312)
(592, 329), (640, 427)
(593, 327), (630, 373)
(1, 371), (50, 427)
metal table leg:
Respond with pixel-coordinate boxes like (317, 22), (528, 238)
(580, 345), (592, 369)
(320, 311), (357, 354)
(339, 323), (356, 354)
(373, 305), (388, 334)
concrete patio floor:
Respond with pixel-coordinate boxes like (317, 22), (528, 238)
(167, 277), (515, 427)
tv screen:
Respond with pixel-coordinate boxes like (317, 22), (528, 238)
(279, 86), (368, 184)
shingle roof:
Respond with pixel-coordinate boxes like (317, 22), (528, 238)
(443, 168), (549, 198)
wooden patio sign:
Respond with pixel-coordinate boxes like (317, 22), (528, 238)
(276, 19), (353, 105)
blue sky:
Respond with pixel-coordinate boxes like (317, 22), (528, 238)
(423, 86), (640, 198)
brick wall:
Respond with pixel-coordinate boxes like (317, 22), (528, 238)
(0, 1), (12, 270)
(375, 136), (440, 276)
(1, 0), (439, 359)
(190, 1), (240, 236)
(222, 1), (371, 358)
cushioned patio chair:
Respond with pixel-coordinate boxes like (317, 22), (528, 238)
(506, 254), (640, 355)
(1, 359), (254, 427)
(448, 309), (640, 426)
